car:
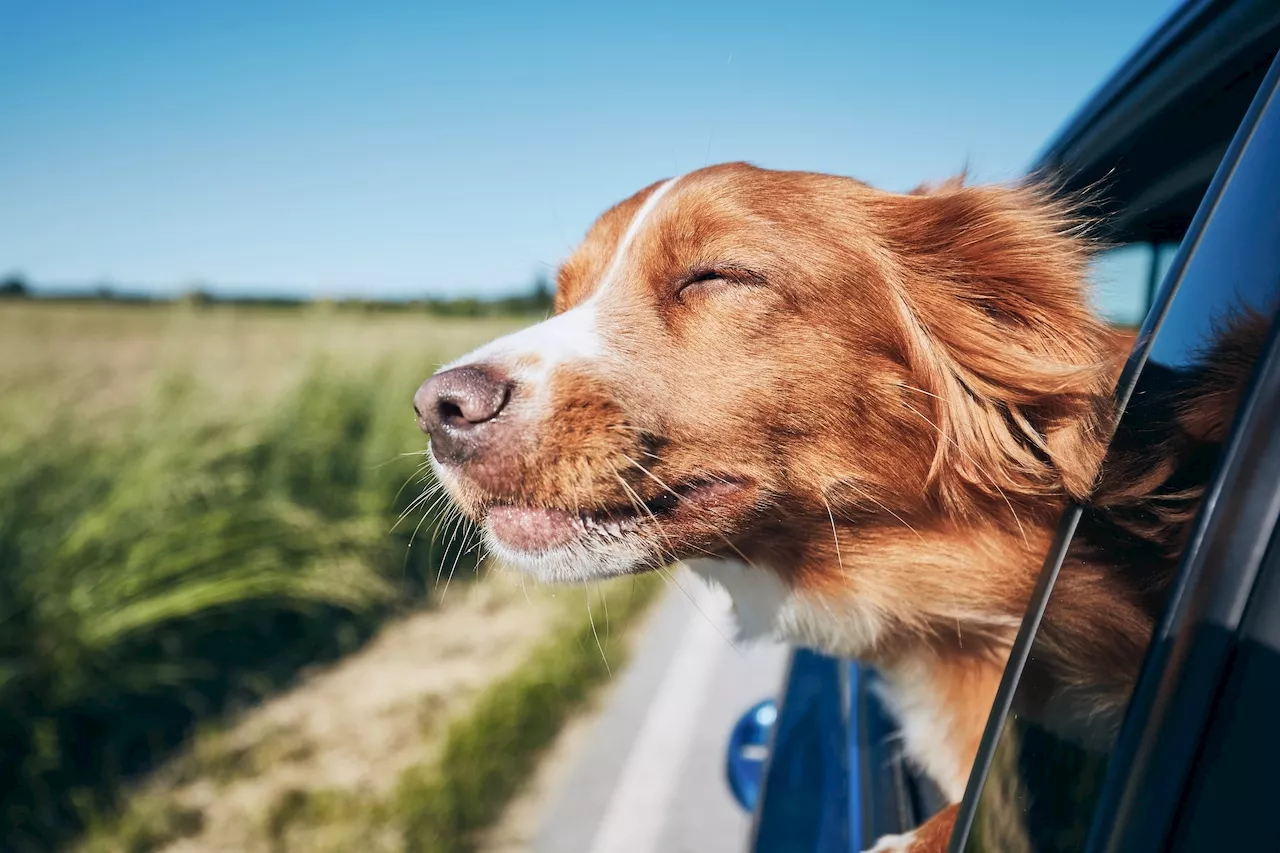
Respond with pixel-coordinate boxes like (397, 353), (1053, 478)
(725, 1), (1280, 849)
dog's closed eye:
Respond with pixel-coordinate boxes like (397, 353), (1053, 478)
(675, 266), (767, 301)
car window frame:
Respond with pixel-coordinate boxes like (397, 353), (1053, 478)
(1169, 497), (1280, 849)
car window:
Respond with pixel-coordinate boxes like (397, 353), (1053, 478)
(961, 60), (1280, 853)
(1088, 242), (1178, 329)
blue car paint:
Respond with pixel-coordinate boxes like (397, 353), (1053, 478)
(748, 649), (864, 852)
(727, 651), (922, 851)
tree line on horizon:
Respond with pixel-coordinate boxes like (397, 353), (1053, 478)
(0, 273), (555, 317)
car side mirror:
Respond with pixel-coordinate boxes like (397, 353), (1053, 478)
(725, 698), (777, 813)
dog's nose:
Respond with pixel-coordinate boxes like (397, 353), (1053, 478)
(414, 366), (513, 463)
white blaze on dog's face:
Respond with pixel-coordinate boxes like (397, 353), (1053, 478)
(414, 162), (1115, 644)
(417, 167), (799, 584)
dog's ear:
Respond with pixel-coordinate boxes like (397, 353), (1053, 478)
(872, 181), (1121, 515)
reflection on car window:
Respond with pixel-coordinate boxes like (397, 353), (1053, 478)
(1088, 242), (1177, 328)
(1153, 242), (1178, 297)
(966, 78), (1280, 852)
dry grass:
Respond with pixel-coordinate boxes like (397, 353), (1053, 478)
(75, 574), (661, 853)
(84, 575), (570, 853)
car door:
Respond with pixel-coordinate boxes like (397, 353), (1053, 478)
(949, 48), (1280, 853)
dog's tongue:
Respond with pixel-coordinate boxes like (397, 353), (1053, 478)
(487, 505), (580, 552)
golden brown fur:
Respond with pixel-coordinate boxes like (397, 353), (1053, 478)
(419, 163), (1265, 851)
(879, 305), (1269, 852)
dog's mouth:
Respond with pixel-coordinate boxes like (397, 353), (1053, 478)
(484, 476), (755, 555)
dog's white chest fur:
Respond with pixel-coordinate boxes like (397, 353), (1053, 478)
(685, 558), (887, 660)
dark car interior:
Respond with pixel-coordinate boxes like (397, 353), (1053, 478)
(1042, 0), (1280, 247)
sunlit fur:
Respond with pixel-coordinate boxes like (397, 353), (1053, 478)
(422, 162), (1256, 851)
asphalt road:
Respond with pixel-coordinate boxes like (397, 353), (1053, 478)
(532, 572), (790, 853)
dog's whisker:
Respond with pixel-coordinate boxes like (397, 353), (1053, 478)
(821, 493), (847, 578)
(370, 451), (432, 477)
(434, 507), (469, 588)
(612, 469), (680, 566)
(616, 457), (767, 609)
(656, 564), (741, 653)
(388, 460), (433, 508)
(838, 478), (927, 543)
(462, 533), (487, 558)
(393, 482), (445, 530)
(402, 492), (440, 577)
(899, 382), (944, 401)
(395, 477), (444, 518)
(585, 587), (611, 676)
(620, 454), (681, 498)
(395, 484), (450, 535)
(611, 461), (747, 648)
(416, 490), (457, 534)
(446, 522), (482, 597)
(393, 471), (440, 513)
(613, 460), (713, 572)
(441, 518), (480, 601)
(599, 580), (611, 643)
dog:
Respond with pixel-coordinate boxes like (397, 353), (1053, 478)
(413, 163), (1255, 851)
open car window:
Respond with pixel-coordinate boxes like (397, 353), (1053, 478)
(955, 50), (1280, 853)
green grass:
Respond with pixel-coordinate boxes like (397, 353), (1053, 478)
(0, 303), (664, 852)
(0, 304), (529, 851)
(0, 358), (472, 850)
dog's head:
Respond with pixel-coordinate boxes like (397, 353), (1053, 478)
(416, 163), (1117, 635)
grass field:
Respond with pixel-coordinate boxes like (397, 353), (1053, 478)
(0, 301), (522, 438)
(0, 301), (658, 852)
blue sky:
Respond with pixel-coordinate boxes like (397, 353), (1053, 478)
(1, 0), (1177, 299)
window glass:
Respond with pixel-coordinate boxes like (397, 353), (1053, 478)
(1087, 242), (1181, 329)
(1089, 244), (1154, 328)
(965, 74), (1280, 852)
(1153, 242), (1179, 291)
